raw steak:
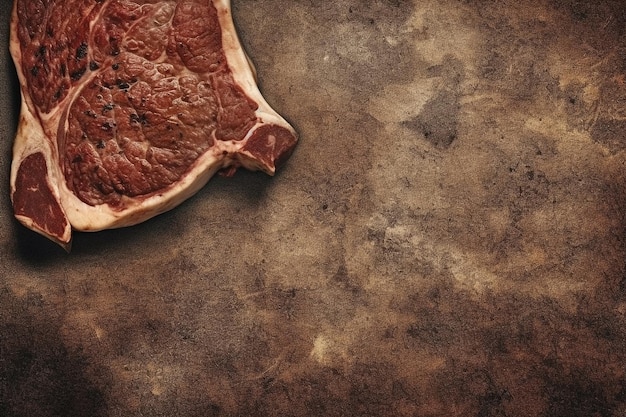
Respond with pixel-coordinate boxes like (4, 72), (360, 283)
(9, 0), (298, 250)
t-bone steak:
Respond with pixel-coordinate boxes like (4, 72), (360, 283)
(9, 0), (298, 250)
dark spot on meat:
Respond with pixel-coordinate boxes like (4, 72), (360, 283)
(35, 45), (46, 58)
(60, 63), (66, 77)
(112, 63), (119, 71)
(70, 67), (86, 81)
(84, 110), (97, 118)
(102, 103), (114, 113)
(89, 61), (99, 71)
(72, 155), (83, 163)
(95, 181), (109, 194)
(130, 113), (148, 125)
(30, 66), (39, 77)
(101, 121), (116, 131)
(96, 140), (106, 149)
(75, 42), (88, 60)
(54, 89), (62, 100)
(117, 81), (130, 90)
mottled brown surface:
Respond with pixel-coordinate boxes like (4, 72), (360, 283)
(2, 1), (626, 416)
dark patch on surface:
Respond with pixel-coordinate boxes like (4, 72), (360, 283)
(332, 262), (365, 296)
(0, 290), (109, 417)
(395, 278), (626, 417)
(590, 119), (626, 153)
(402, 56), (464, 148)
(588, 77), (626, 152)
(551, 0), (626, 152)
(402, 88), (460, 148)
(552, 0), (626, 43)
(243, 362), (416, 417)
(473, 2), (561, 106)
(239, 0), (423, 107)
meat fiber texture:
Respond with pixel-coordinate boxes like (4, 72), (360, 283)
(9, 0), (298, 250)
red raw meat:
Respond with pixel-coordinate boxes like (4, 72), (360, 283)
(9, 0), (298, 250)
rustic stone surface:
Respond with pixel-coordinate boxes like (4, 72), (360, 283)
(1, 1), (626, 416)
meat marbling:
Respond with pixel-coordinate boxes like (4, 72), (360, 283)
(9, 0), (298, 250)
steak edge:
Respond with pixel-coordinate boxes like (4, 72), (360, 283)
(9, 0), (298, 250)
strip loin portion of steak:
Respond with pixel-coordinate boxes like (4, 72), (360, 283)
(10, 0), (298, 250)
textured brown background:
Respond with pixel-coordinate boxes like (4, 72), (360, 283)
(2, 1), (626, 416)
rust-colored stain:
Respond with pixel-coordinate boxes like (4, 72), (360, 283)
(1, 1), (626, 416)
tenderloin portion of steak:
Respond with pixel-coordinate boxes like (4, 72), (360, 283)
(9, 0), (298, 250)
